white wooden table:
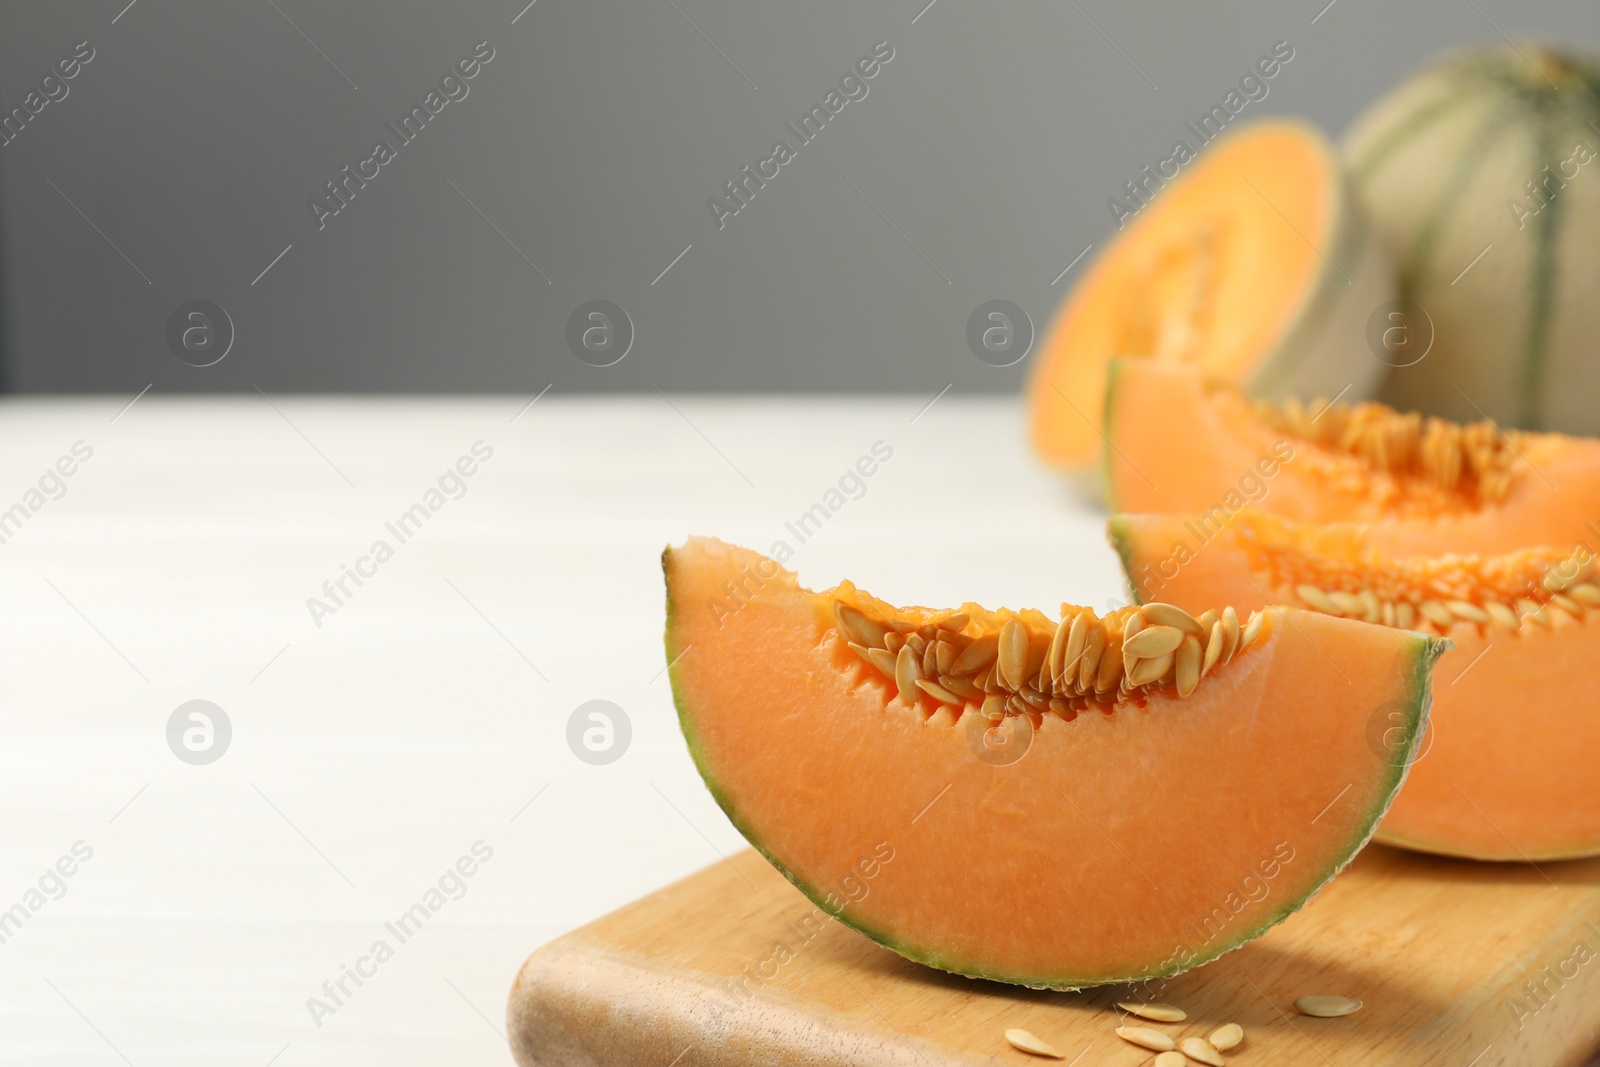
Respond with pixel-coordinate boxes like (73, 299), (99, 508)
(0, 392), (1127, 1066)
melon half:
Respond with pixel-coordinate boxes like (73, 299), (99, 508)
(1103, 360), (1600, 558)
(1028, 119), (1392, 469)
(1110, 510), (1600, 861)
(662, 537), (1446, 988)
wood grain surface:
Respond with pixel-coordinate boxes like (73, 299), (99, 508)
(510, 845), (1600, 1066)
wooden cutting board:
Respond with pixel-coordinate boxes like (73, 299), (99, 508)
(508, 845), (1600, 1066)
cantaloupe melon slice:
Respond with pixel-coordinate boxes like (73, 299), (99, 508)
(1103, 359), (1600, 558)
(663, 537), (1446, 988)
(1109, 510), (1600, 861)
(1028, 119), (1391, 469)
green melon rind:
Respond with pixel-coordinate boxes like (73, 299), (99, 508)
(663, 544), (1446, 990)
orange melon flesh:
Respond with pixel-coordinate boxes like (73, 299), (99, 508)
(663, 537), (1445, 988)
(1029, 119), (1383, 468)
(1109, 510), (1600, 861)
(1104, 359), (1600, 558)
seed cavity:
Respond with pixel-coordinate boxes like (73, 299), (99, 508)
(1116, 1000), (1186, 1023)
(1294, 994), (1362, 1018)
(1003, 1027), (1064, 1058)
(834, 598), (1268, 718)
(1208, 1022), (1243, 1051)
(1253, 391), (1519, 501)
(1115, 1025), (1175, 1052)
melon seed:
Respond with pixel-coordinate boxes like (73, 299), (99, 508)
(1174, 634), (1202, 697)
(867, 647), (897, 677)
(953, 633), (1000, 676)
(1202, 620), (1225, 676)
(1127, 650), (1174, 688)
(1114, 1025), (1175, 1052)
(1241, 610), (1265, 647)
(1141, 602), (1204, 635)
(1294, 994), (1362, 1017)
(915, 678), (962, 706)
(1208, 1022), (1243, 1051)
(895, 645), (921, 703)
(1003, 1027), (1064, 1058)
(1447, 600), (1488, 624)
(1297, 584), (1340, 615)
(1484, 601), (1520, 629)
(1115, 1000), (1186, 1023)
(1123, 624), (1186, 659)
(998, 617), (1029, 690)
(1154, 1053), (1186, 1067)
(835, 603), (887, 647)
(1572, 583), (1600, 606)
(1181, 1036), (1225, 1066)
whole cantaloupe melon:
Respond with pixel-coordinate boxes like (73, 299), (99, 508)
(1345, 42), (1600, 433)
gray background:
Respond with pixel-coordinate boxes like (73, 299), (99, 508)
(1, 0), (1595, 394)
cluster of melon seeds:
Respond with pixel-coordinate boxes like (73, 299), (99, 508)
(831, 597), (1266, 719)
(1109, 1002), (1246, 1064)
(1252, 393), (1520, 501)
(1254, 541), (1600, 634)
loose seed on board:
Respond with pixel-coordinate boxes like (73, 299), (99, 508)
(1123, 624), (1186, 659)
(1141, 603), (1204, 635)
(1294, 995), (1363, 1017)
(1115, 1000), (1186, 1023)
(1154, 1053), (1187, 1067)
(1181, 1036), (1226, 1066)
(1114, 1025), (1175, 1052)
(1003, 1027), (1064, 1059)
(1208, 1022), (1243, 1051)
